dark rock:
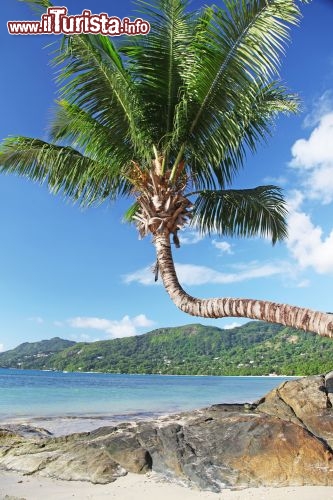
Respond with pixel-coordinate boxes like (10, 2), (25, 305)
(1, 374), (333, 490)
(325, 371), (333, 406)
(0, 425), (52, 440)
(98, 428), (152, 473)
(257, 374), (333, 449)
(0, 431), (126, 484)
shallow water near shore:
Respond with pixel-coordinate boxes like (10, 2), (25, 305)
(0, 368), (295, 434)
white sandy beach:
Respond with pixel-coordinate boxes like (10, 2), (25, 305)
(1, 470), (333, 500)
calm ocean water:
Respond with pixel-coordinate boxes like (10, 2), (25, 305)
(0, 369), (294, 423)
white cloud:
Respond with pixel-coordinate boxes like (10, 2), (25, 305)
(223, 322), (242, 330)
(285, 102), (333, 275)
(124, 261), (283, 287)
(69, 317), (112, 330)
(262, 175), (288, 186)
(176, 263), (281, 285)
(67, 314), (155, 338)
(296, 280), (310, 288)
(290, 112), (333, 204)
(53, 321), (64, 327)
(0, 344), (5, 352)
(286, 190), (304, 212)
(303, 90), (333, 128)
(27, 316), (44, 324)
(179, 230), (203, 245)
(212, 240), (233, 254)
(286, 208), (333, 274)
(69, 333), (99, 343)
(123, 266), (157, 285)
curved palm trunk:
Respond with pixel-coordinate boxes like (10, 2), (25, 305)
(154, 232), (333, 338)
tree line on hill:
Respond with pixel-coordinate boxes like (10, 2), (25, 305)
(0, 321), (332, 376)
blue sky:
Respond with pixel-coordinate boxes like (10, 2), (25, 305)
(0, 0), (333, 351)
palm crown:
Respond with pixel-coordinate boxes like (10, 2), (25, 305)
(1, 0), (301, 247)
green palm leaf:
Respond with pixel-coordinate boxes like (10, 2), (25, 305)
(188, 0), (300, 126)
(192, 186), (288, 244)
(52, 34), (152, 161)
(50, 100), (136, 169)
(121, 0), (194, 161)
(189, 81), (298, 191)
(123, 201), (140, 223)
(0, 137), (130, 205)
(171, 0), (301, 181)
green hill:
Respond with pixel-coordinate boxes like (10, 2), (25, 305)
(0, 337), (76, 369)
(0, 322), (332, 376)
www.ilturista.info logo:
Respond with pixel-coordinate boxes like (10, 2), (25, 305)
(7, 6), (151, 36)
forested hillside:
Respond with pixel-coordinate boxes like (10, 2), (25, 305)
(0, 322), (332, 375)
(0, 337), (75, 368)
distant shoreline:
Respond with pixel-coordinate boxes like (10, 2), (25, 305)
(0, 366), (302, 377)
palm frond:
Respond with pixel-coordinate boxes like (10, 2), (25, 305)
(51, 34), (152, 162)
(49, 100), (136, 169)
(191, 0), (300, 125)
(0, 137), (131, 206)
(186, 81), (299, 191)
(123, 201), (140, 223)
(120, 0), (194, 161)
(172, 0), (301, 177)
(192, 185), (288, 244)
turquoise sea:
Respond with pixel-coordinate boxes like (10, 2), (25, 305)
(0, 369), (295, 434)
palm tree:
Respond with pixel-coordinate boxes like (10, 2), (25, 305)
(1, 0), (332, 337)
